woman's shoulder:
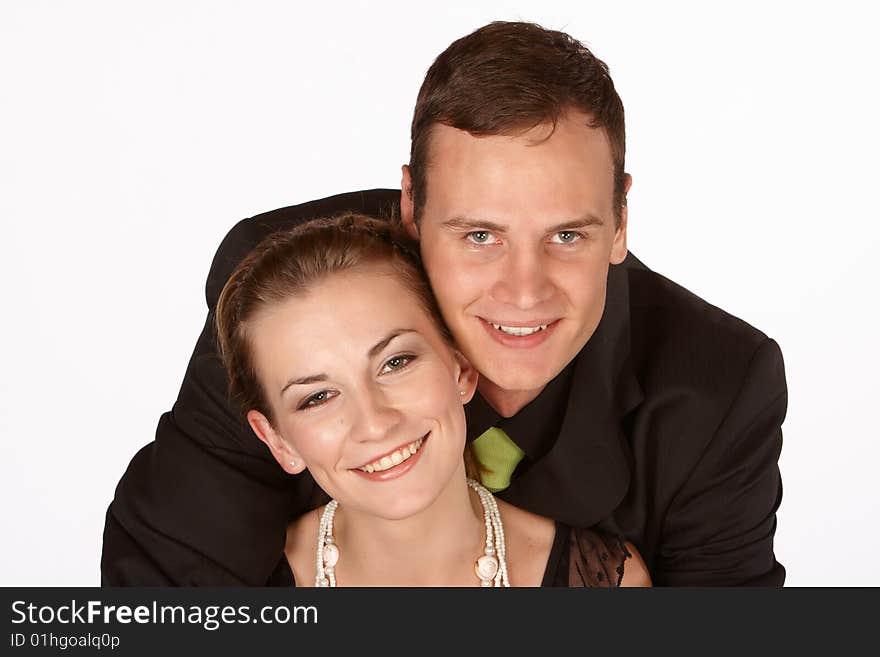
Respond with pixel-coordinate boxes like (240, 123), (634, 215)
(285, 507), (324, 587)
(495, 498), (557, 586)
(567, 526), (652, 587)
(618, 538), (651, 587)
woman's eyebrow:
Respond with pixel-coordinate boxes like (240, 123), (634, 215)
(281, 373), (328, 396)
(368, 329), (417, 358)
(279, 329), (417, 396)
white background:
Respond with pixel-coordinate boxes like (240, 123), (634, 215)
(1, 1), (877, 586)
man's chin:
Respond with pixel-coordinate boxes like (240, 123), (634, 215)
(475, 366), (555, 405)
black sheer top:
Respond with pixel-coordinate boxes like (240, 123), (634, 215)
(541, 522), (632, 587)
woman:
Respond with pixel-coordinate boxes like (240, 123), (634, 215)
(215, 213), (651, 587)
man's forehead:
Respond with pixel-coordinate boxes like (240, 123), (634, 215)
(425, 110), (608, 151)
(421, 132), (615, 221)
(423, 119), (614, 185)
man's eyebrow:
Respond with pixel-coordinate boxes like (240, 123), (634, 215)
(547, 215), (604, 231)
(441, 214), (604, 233)
(279, 329), (417, 396)
(441, 217), (509, 232)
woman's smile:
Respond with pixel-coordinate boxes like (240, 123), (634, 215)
(354, 432), (428, 473)
(351, 433), (430, 482)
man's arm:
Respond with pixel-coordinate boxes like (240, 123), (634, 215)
(101, 313), (319, 585)
(101, 189), (399, 585)
(653, 338), (787, 586)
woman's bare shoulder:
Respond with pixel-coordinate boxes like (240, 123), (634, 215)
(495, 497), (556, 544)
(619, 540), (652, 587)
(285, 507), (323, 586)
(495, 497), (557, 586)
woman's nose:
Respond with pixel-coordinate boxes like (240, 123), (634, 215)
(350, 388), (402, 442)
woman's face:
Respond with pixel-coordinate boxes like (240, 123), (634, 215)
(246, 264), (477, 520)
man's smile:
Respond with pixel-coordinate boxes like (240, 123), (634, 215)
(479, 317), (561, 348)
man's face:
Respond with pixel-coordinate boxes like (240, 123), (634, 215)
(401, 111), (629, 411)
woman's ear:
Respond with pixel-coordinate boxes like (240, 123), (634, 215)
(247, 410), (306, 475)
(452, 350), (479, 404)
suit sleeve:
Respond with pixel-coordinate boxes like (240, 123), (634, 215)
(654, 338), (787, 586)
(101, 218), (320, 586)
(99, 188), (419, 585)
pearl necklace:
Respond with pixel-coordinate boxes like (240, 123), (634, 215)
(314, 478), (510, 587)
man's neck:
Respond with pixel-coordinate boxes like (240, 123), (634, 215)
(477, 378), (545, 418)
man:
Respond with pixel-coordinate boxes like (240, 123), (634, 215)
(102, 21), (785, 586)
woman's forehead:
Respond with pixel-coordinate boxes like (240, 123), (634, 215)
(251, 268), (438, 354)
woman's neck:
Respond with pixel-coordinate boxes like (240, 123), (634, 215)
(330, 468), (485, 586)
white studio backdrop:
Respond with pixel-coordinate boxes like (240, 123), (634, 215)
(1, 0), (877, 586)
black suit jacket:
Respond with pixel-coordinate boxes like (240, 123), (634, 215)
(101, 189), (786, 586)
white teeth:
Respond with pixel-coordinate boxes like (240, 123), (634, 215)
(490, 322), (549, 336)
(359, 437), (424, 473)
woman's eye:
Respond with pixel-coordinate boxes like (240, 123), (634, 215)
(298, 390), (336, 410)
(466, 231), (493, 245)
(380, 355), (416, 374)
(550, 231), (583, 244)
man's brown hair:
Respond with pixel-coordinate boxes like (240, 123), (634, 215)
(408, 21), (627, 224)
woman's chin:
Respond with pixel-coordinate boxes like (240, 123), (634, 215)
(339, 470), (464, 522)
(349, 483), (443, 521)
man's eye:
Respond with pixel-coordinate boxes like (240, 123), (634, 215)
(466, 231), (493, 244)
(550, 231), (583, 244)
(298, 390), (337, 410)
(380, 355), (416, 375)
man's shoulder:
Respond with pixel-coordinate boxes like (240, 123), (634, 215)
(610, 256), (786, 588)
(205, 189), (400, 306)
(621, 252), (780, 403)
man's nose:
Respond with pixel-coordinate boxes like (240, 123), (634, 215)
(350, 387), (402, 442)
(491, 247), (555, 309)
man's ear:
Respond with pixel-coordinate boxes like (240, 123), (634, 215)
(610, 173), (631, 265)
(400, 165), (419, 240)
(452, 349), (479, 404)
(247, 410), (306, 475)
